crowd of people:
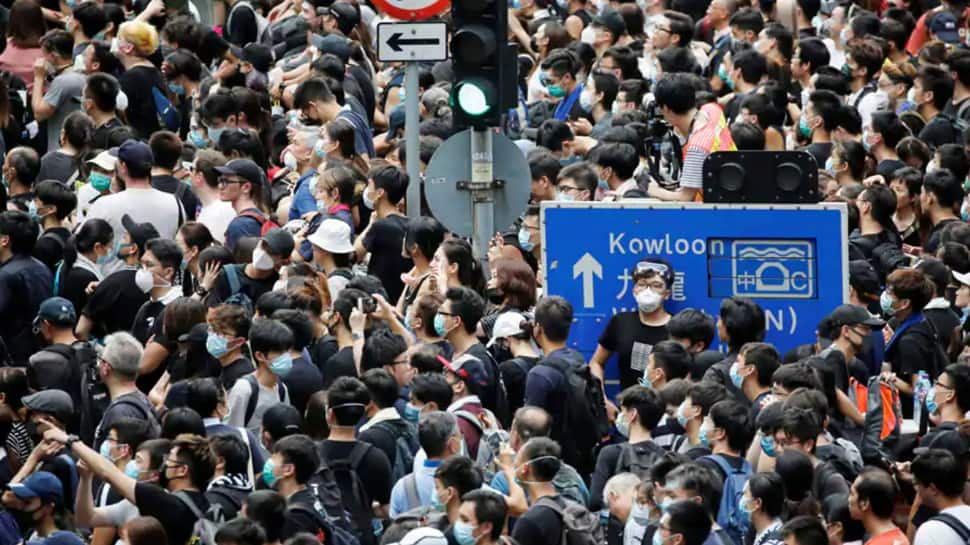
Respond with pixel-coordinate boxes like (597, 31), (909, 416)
(0, 0), (967, 544)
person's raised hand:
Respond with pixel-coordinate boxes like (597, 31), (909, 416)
(350, 304), (366, 334)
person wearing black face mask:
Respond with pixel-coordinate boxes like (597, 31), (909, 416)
(817, 305), (884, 434)
(1, 471), (69, 541)
(479, 259), (537, 342)
(489, 312), (541, 415)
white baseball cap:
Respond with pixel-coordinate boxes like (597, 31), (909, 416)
(487, 311), (528, 347)
(955, 270), (970, 287)
(396, 528), (448, 545)
(307, 218), (354, 254)
(87, 150), (117, 171)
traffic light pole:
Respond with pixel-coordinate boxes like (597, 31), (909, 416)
(405, 61), (421, 218)
(470, 128), (494, 272)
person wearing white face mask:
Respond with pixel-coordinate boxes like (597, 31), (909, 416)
(204, 228), (295, 308)
(571, 70), (619, 139)
(603, 473), (644, 545)
(130, 237), (184, 392)
(285, 127), (326, 221)
(590, 258), (675, 409)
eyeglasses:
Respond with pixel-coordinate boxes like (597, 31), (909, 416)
(559, 184), (582, 192)
(654, 27), (672, 34)
(437, 311), (457, 317)
(217, 177), (242, 187)
(934, 381), (953, 390)
(162, 456), (186, 468)
(391, 358), (411, 366)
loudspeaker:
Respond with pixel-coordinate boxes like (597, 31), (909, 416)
(702, 151), (820, 204)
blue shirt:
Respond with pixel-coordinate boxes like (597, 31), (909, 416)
(554, 83), (584, 122)
(389, 459), (442, 517)
(225, 208), (264, 251)
(288, 168), (318, 222)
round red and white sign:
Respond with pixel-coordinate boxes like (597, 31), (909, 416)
(373, 0), (449, 21)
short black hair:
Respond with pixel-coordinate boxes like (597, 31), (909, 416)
(215, 516), (265, 545)
(942, 363), (970, 412)
(461, 489), (508, 540)
(651, 340), (691, 381)
(110, 418), (155, 452)
(919, 65), (955, 111)
(405, 216), (446, 261)
(870, 112), (908, 150)
(272, 434), (320, 484)
(617, 385), (665, 431)
(540, 49), (579, 78)
(528, 149), (562, 182)
(668, 309), (716, 349)
(410, 373), (453, 410)
(534, 295), (573, 343)
(923, 168), (964, 209)
(2, 210), (42, 254)
(912, 448), (966, 497)
(444, 287), (485, 335)
(688, 381), (728, 416)
(854, 467), (898, 518)
(210, 432), (250, 475)
(937, 143), (970, 182)
(730, 121), (765, 150)
(771, 362), (822, 392)
(719, 297), (766, 352)
(654, 73), (698, 115)
(34, 180), (77, 220)
(518, 437), (562, 481)
(370, 163), (409, 205)
(249, 319), (294, 361)
(149, 131), (183, 171)
(40, 29), (73, 59)
(709, 399), (755, 452)
(667, 500), (713, 545)
(327, 376), (370, 426)
(73, 2), (107, 38)
(742, 342), (780, 387)
(362, 329), (408, 372)
(185, 377), (224, 418)
(85, 73), (120, 113)
(436, 455), (483, 496)
(780, 516), (828, 545)
(808, 90), (843, 132)
(361, 368), (399, 409)
(271, 309), (313, 351)
(797, 38), (830, 73)
(293, 78), (335, 109)
(589, 70), (620, 110)
(536, 120), (574, 153)
(590, 142), (638, 180)
(244, 491), (287, 543)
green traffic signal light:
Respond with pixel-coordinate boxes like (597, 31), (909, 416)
(455, 81), (491, 116)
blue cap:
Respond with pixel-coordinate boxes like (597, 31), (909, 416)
(26, 531), (84, 545)
(109, 139), (154, 172)
(34, 297), (76, 327)
(10, 472), (64, 505)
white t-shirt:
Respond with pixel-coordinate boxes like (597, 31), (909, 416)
(914, 505), (970, 545)
(197, 201), (236, 245)
(86, 187), (184, 273)
(76, 182), (101, 224)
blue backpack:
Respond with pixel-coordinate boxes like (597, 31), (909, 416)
(703, 454), (751, 545)
(152, 85), (180, 131)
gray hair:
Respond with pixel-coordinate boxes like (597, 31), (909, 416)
(295, 127), (321, 150)
(604, 472), (642, 501)
(418, 411), (459, 457)
(102, 331), (143, 380)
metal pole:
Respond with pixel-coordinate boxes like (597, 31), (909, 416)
(470, 128), (494, 273)
(405, 61), (421, 218)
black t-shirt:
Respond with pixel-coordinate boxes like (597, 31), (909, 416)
(205, 265), (278, 308)
(926, 218), (959, 254)
(282, 355), (324, 415)
(918, 116), (958, 151)
(152, 174), (199, 221)
(226, 2), (258, 46)
(92, 118), (123, 150)
(363, 214), (412, 303)
(33, 227), (70, 273)
(802, 142), (832, 169)
(323, 346), (357, 388)
(500, 356), (540, 415)
(61, 265), (98, 318)
(119, 65), (164, 139)
(134, 483), (209, 545)
(220, 357), (255, 392)
(132, 295), (179, 391)
(358, 419), (413, 472)
(318, 439), (393, 504)
(598, 312), (669, 390)
(876, 159), (906, 179)
(83, 269), (149, 338)
(309, 336), (338, 374)
(511, 496), (566, 544)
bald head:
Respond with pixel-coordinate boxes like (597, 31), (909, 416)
(512, 406), (551, 449)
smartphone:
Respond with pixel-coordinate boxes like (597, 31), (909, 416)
(359, 296), (377, 314)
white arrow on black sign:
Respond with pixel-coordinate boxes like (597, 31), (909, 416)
(377, 22), (448, 63)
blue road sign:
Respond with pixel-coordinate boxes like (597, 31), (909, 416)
(541, 202), (848, 399)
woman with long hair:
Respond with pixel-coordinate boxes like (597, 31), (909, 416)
(0, 0), (45, 90)
(55, 219), (113, 314)
(432, 238), (486, 296)
(39, 111), (94, 184)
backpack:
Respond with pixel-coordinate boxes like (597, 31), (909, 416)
(454, 407), (507, 481)
(152, 85), (180, 132)
(928, 513), (970, 543)
(534, 496), (605, 545)
(612, 441), (665, 480)
(816, 441), (862, 484)
(42, 341), (100, 443)
(226, 1), (272, 45)
(552, 464), (592, 507)
(239, 209), (281, 236)
(327, 442), (378, 545)
(243, 374), (287, 426)
(173, 491), (221, 545)
(370, 420), (419, 483)
(544, 356), (610, 474)
(854, 374), (902, 465)
(702, 454), (752, 545)
(287, 503), (362, 545)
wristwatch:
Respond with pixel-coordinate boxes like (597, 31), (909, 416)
(351, 332), (364, 342)
(65, 435), (79, 449)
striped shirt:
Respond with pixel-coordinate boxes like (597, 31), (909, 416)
(680, 103), (736, 197)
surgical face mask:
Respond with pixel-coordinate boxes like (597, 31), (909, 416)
(962, 200), (970, 222)
(630, 503), (651, 526)
(404, 402), (421, 423)
(925, 385), (939, 414)
(99, 441), (116, 461)
(581, 25), (598, 45)
(168, 82), (185, 96)
(557, 191), (576, 202)
(880, 290), (896, 316)
(547, 82), (567, 98)
(862, 130), (874, 152)
(760, 435), (777, 457)
(207, 127), (225, 146)
(269, 353), (293, 377)
(314, 139), (328, 158)
(839, 27), (851, 46)
(729, 361), (744, 388)
(675, 401), (692, 427)
(431, 487), (448, 512)
(453, 521), (479, 545)
(698, 422), (712, 447)
(262, 459), (279, 488)
(89, 172), (111, 192)
(907, 87), (920, 107)
(134, 268), (156, 293)
(518, 227), (535, 252)
(124, 460), (141, 480)
(362, 188), (376, 209)
(252, 246), (275, 271)
(612, 101), (622, 115)
(189, 129), (208, 149)
(433, 313), (449, 337)
(579, 90), (594, 112)
(206, 333), (230, 358)
(635, 288), (663, 313)
(798, 116), (813, 138)
(616, 411), (630, 437)
(282, 150), (298, 170)
(718, 64), (735, 91)
(738, 495), (755, 524)
(824, 157), (835, 174)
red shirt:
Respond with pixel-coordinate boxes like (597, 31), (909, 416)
(865, 527), (909, 545)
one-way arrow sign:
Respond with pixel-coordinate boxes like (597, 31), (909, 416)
(573, 252), (602, 309)
(377, 22), (448, 63)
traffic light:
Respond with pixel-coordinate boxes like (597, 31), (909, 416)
(450, 0), (517, 129)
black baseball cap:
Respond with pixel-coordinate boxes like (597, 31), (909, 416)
(592, 8), (626, 39)
(34, 297), (77, 328)
(110, 139), (154, 174)
(849, 260), (880, 301)
(262, 404), (302, 440)
(214, 158), (264, 188)
(121, 214), (160, 254)
(321, 1), (359, 35)
(828, 304), (885, 329)
(230, 43), (274, 74)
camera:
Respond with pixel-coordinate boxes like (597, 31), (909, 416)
(643, 101), (671, 140)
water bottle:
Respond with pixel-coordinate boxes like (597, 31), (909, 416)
(914, 371), (930, 424)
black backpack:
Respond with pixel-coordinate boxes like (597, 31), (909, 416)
(544, 356), (609, 473)
(327, 442), (377, 545)
(287, 503), (361, 545)
(370, 420), (418, 483)
(928, 512), (970, 543)
(612, 441), (665, 480)
(243, 374), (287, 426)
(534, 496), (605, 545)
(42, 341), (100, 442)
